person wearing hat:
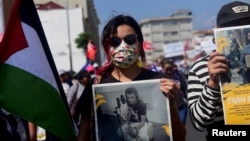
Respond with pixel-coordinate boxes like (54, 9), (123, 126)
(58, 69), (72, 96)
(67, 70), (91, 124)
(187, 1), (250, 140)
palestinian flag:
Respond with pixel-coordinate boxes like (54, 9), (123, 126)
(0, 0), (76, 140)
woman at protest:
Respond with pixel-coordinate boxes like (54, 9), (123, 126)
(160, 59), (188, 124)
(75, 14), (186, 141)
(67, 70), (91, 125)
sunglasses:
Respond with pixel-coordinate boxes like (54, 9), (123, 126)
(109, 34), (137, 47)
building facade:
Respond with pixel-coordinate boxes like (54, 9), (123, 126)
(37, 5), (86, 72)
(140, 10), (193, 64)
(34, 0), (101, 64)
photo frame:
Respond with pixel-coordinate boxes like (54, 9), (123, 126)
(214, 25), (250, 124)
(92, 79), (172, 141)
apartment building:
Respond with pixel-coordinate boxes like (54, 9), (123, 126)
(140, 10), (193, 64)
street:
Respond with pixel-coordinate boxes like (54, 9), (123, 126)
(185, 111), (206, 141)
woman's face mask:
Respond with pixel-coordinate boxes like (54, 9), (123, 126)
(110, 40), (139, 68)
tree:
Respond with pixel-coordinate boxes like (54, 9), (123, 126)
(75, 32), (94, 51)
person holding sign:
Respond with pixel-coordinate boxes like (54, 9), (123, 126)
(75, 14), (186, 141)
(187, 1), (250, 140)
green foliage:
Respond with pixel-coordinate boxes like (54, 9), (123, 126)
(75, 32), (93, 50)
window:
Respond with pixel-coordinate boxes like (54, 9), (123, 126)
(171, 31), (178, 35)
(163, 21), (177, 26)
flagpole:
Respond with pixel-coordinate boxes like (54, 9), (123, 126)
(65, 0), (73, 75)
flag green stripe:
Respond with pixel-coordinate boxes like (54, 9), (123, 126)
(0, 64), (76, 140)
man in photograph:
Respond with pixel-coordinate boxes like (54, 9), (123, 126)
(117, 86), (153, 141)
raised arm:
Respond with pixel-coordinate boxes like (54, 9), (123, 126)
(187, 52), (228, 131)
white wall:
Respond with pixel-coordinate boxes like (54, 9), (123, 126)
(0, 0), (4, 33)
(38, 7), (86, 72)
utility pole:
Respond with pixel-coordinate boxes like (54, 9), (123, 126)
(65, 0), (73, 75)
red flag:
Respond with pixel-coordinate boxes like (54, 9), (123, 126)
(184, 39), (189, 53)
(86, 40), (97, 61)
(143, 41), (154, 50)
(86, 64), (94, 72)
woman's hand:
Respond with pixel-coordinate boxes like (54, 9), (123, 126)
(160, 78), (186, 141)
(160, 78), (179, 100)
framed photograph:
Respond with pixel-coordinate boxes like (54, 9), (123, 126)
(214, 25), (250, 124)
(92, 79), (172, 141)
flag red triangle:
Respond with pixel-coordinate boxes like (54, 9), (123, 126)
(0, 0), (28, 63)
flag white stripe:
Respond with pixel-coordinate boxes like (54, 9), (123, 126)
(5, 22), (59, 92)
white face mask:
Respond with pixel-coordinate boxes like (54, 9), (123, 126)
(110, 40), (139, 68)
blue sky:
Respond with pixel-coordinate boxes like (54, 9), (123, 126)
(94, 0), (250, 30)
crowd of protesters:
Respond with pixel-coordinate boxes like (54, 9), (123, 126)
(3, 1), (250, 141)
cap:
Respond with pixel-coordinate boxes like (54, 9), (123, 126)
(93, 63), (99, 68)
(217, 1), (250, 26)
(76, 70), (91, 80)
(58, 69), (67, 76)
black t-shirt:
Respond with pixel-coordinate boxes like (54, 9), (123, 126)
(75, 68), (168, 119)
(128, 100), (146, 122)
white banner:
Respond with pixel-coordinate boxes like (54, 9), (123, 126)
(162, 41), (184, 58)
